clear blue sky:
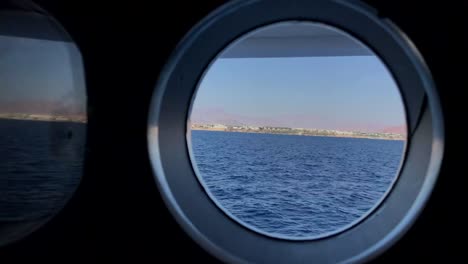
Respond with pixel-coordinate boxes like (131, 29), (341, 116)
(191, 55), (406, 132)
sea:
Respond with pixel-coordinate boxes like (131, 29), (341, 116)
(0, 119), (85, 222)
(0, 120), (403, 239)
(191, 130), (404, 238)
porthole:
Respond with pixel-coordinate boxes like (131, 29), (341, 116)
(187, 21), (407, 240)
(148, 0), (443, 263)
(0, 5), (86, 246)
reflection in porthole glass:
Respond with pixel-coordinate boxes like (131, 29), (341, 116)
(188, 22), (407, 239)
(0, 12), (86, 245)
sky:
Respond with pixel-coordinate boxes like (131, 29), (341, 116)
(191, 55), (406, 133)
(0, 35), (86, 115)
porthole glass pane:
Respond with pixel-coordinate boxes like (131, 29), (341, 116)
(0, 11), (86, 244)
(188, 22), (406, 239)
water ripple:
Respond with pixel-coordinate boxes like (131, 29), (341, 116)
(191, 130), (404, 238)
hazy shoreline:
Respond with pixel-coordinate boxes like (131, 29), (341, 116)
(0, 113), (87, 123)
(191, 125), (405, 141)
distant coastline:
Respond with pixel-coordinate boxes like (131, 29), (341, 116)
(0, 113), (87, 123)
(191, 123), (405, 140)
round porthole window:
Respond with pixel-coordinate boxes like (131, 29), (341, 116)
(0, 4), (86, 246)
(148, 0), (443, 263)
(188, 21), (407, 241)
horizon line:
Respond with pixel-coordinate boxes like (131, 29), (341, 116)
(189, 122), (406, 135)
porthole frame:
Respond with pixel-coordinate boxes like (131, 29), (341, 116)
(0, 3), (87, 248)
(147, 0), (444, 263)
(186, 20), (410, 241)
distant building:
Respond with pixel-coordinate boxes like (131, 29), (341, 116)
(212, 124), (227, 129)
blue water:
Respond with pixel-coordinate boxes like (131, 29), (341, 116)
(191, 130), (404, 238)
(0, 119), (85, 221)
